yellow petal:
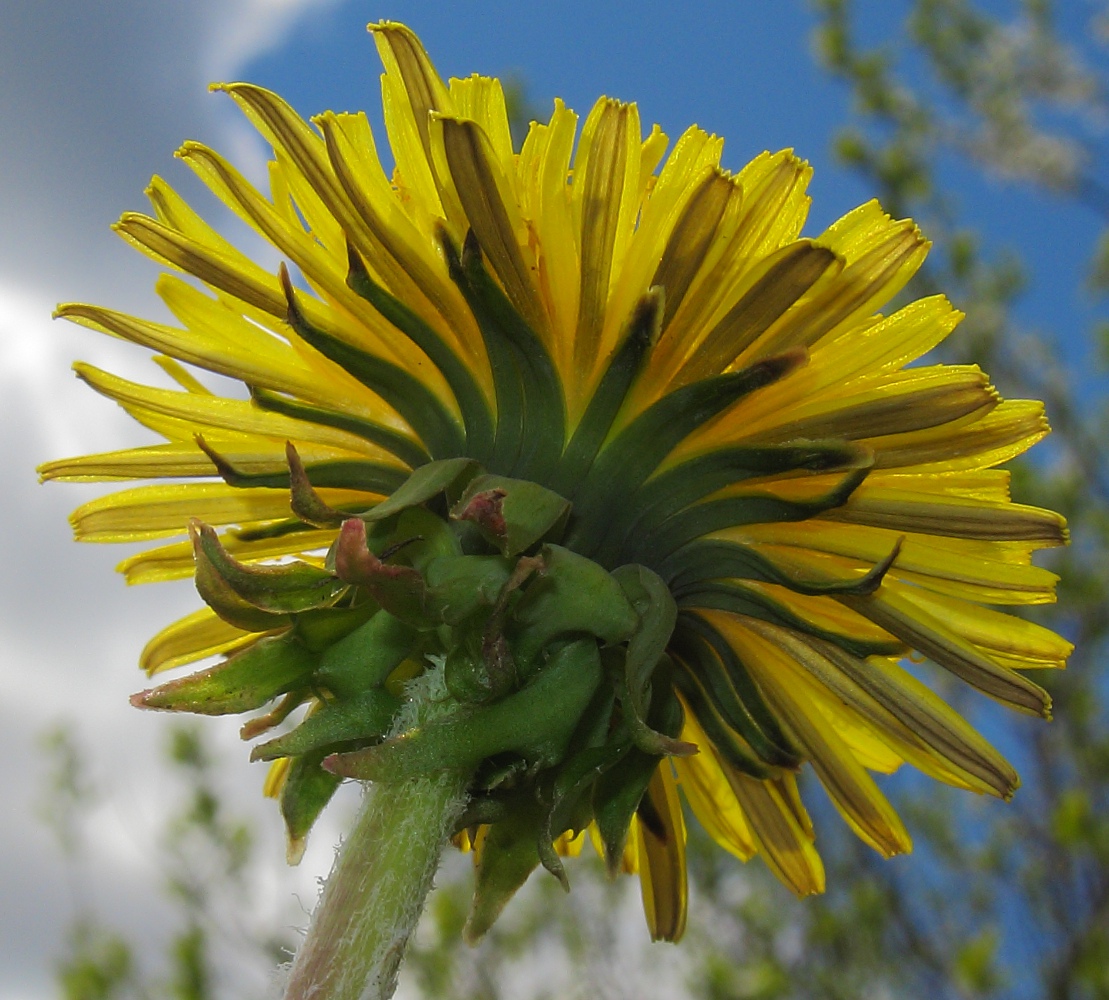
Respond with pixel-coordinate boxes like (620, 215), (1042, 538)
(314, 111), (486, 379)
(572, 98), (642, 382)
(737, 522), (1060, 605)
(119, 526), (338, 584)
(372, 21), (455, 224)
(553, 829), (586, 857)
(691, 575), (901, 651)
(59, 294), (356, 416)
(883, 585), (1071, 670)
(865, 399), (1050, 472)
(674, 707), (756, 861)
(519, 100), (580, 381)
(371, 22), (455, 147)
(814, 294), (962, 378)
(433, 115), (545, 334)
(177, 140), (442, 384)
(263, 757), (291, 798)
(71, 482), (371, 542)
(726, 365), (997, 446)
(449, 74), (516, 176)
(152, 355), (213, 394)
(40, 438), (367, 483)
(849, 588), (1053, 717)
(634, 765), (687, 942)
(702, 605), (1018, 798)
(73, 363), (399, 459)
(738, 201), (927, 363)
(668, 240), (841, 389)
(826, 481), (1068, 546)
(726, 768), (825, 896)
(649, 167), (736, 332)
(145, 174), (240, 256)
(140, 606), (261, 675)
(737, 621), (912, 856)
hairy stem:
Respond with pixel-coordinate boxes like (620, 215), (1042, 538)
(283, 770), (468, 1000)
(283, 668), (468, 1000)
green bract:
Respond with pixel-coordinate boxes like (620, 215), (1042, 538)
(135, 457), (692, 925)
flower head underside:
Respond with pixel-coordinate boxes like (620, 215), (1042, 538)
(42, 22), (1071, 942)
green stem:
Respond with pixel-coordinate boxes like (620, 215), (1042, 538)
(282, 769), (469, 1000)
(283, 668), (468, 1000)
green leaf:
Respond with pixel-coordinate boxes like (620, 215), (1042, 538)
(251, 385), (431, 469)
(676, 579), (903, 658)
(279, 263), (466, 458)
(671, 615), (802, 769)
(508, 545), (639, 669)
(593, 440), (867, 566)
(251, 688), (403, 760)
(661, 536), (900, 598)
(280, 753), (342, 865)
(463, 801), (543, 943)
(324, 638), (603, 781)
(410, 505), (468, 563)
(442, 230), (566, 480)
(315, 609), (419, 698)
(535, 681), (623, 864)
(333, 518), (430, 625)
(292, 598), (379, 651)
(460, 233), (567, 480)
(190, 519), (348, 614)
(669, 661), (774, 779)
(645, 465), (870, 568)
(565, 350), (806, 556)
(954, 927), (1003, 995)
(544, 742), (626, 850)
(423, 554), (514, 625)
(189, 523), (293, 631)
(132, 633), (314, 715)
(443, 627), (510, 704)
(346, 241), (495, 461)
(195, 434), (407, 495)
(361, 457), (480, 523)
(285, 441), (349, 527)
(553, 289), (662, 496)
(611, 565), (693, 756)
(593, 680), (683, 876)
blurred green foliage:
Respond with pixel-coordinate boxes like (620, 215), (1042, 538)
(41, 724), (294, 1000)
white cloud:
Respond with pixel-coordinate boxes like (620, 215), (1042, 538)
(0, 4), (351, 998)
(202, 0), (341, 81)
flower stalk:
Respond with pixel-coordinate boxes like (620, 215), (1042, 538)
(283, 770), (468, 1000)
(284, 670), (470, 1000)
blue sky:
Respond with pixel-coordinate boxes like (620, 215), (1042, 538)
(1, 2), (1102, 997)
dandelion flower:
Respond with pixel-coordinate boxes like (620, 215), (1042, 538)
(44, 20), (1070, 983)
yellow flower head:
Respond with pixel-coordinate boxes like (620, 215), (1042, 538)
(43, 22), (1070, 943)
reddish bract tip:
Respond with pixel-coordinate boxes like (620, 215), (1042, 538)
(453, 488), (508, 541)
(334, 518), (375, 584)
